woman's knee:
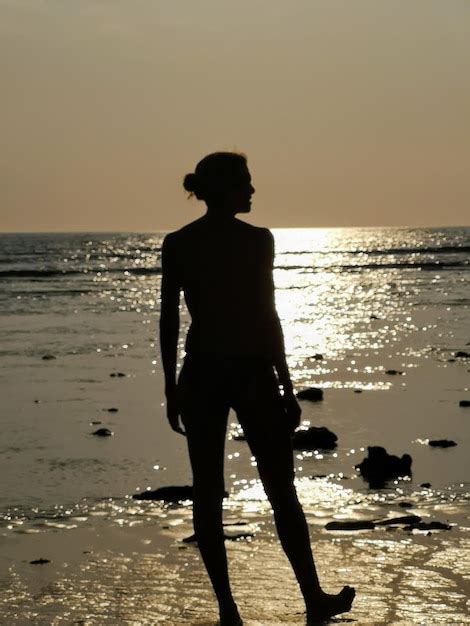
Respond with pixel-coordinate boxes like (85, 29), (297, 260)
(261, 476), (298, 509)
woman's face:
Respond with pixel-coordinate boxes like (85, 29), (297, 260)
(228, 167), (256, 214)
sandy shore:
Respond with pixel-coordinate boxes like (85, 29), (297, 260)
(1, 304), (469, 623)
(1, 492), (469, 625)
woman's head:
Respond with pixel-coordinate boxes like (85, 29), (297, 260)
(183, 152), (255, 214)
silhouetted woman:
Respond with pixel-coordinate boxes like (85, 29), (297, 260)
(159, 152), (355, 625)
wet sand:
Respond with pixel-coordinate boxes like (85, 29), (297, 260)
(1, 508), (469, 624)
(1, 297), (469, 623)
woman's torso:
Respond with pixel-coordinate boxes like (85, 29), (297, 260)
(169, 217), (274, 358)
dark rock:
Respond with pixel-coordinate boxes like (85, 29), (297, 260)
(133, 485), (229, 502)
(311, 474), (328, 479)
(106, 408), (119, 413)
(420, 482), (432, 488)
(325, 520), (375, 531)
(110, 372), (126, 377)
(92, 427), (113, 437)
(459, 400), (470, 407)
(398, 502), (413, 508)
(183, 528), (253, 543)
(405, 521), (451, 531)
(370, 314), (379, 320)
(133, 485), (194, 502)
(447, 358), (456, 362)
(312, 353), (324, 360)
(30, 558), (50, 564)
(292, 426), (338, 450)
(428, 439), (457, 448)
(354, 389), (363, 393)
(455, 351), (470, 358)
(296, 387), (324, 402)
(41, 354), (56, 361)
(34, 400), (40, 403)
(90, 420), (102, 425)
(375, 515), (421, 526)
(233, 434), (246, 441)
(385, 369), (403, 375)
(355, 446), (412, 487)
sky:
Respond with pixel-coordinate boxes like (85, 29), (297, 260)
(1, 0), (469, 231)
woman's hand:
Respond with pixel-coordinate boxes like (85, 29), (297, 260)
(165, 386), (186, 436)
(281, 389), (302, 434)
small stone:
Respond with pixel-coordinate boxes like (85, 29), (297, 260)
(110, 372), (126, 378)
(375, 515), (421, 526)
(107, 408), (119, 413)
(41, 354), (56, 360)
(455, 351), (470, 358)
(428, 439), (457, 448)
(30, 558), (50, 564)
(92, 427), (113, 437)
(134, 485), (192, 502)
(325, 520), (375, 531)
(398, 502), (413, 508)
(133, 485), (229, 502)
(354, 389), (363, 393)
(370, 314), (379, 320)
(90, 420), (102, 425)
(385, 369), (403, 375)
(405, 521), (451, 531)
(420, 482), (431, 488)
(183, 529), (254, 542)
(312, 353), (324, 360)
(296, 387), (324, 402)
(292, 426), (337, 450)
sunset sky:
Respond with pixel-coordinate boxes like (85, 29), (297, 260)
(1, 1), (469, 231)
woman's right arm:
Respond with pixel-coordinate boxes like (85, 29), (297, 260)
(159, 233), (185, 434)
(262, 229), (301, 432)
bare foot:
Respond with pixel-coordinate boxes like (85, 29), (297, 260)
(306, 586), (355, 623)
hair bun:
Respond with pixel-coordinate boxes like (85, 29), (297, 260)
(183, 173), (198, 193)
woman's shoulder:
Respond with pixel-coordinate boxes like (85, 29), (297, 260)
(233, 219), (272, 241)
(162, 218), (205, 245)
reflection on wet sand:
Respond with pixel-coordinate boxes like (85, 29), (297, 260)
(1, 524), (469, 624)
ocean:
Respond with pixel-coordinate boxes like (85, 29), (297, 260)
(1, 227), (469, 623)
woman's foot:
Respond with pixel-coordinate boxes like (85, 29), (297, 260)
(306, 586), (355, 623)
(218, 600), (242, 626)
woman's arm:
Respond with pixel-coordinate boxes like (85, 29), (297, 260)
(159, 233), (185, 434)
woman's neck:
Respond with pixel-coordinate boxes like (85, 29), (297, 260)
(204, 207), (237, 221)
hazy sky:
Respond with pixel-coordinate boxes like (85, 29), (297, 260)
(1, 1), (469, 231)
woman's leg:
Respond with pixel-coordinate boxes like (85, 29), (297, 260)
(234, 364), (354, 621)
(179, 359), (241, 624)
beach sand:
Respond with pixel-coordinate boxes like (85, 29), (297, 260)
(1, 303), (469, 624)
(1, 508), (469, 624)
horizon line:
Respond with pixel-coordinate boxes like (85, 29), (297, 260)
(1, 224), (469, 235)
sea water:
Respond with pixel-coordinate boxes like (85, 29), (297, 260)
(0, 227), (469, 534)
